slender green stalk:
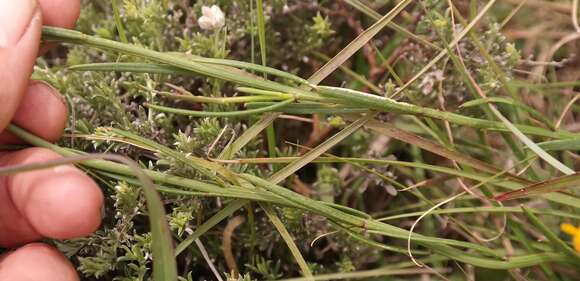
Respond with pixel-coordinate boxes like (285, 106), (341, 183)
(319, 86), (575, 139)
(111, 0), (128, 43)
(254, 0), (278, 165)
(71, 61), (309, 85)
(308, 0), (413, 85)
(175, 200), (248, 256)
(342, 0), (440, 50)
(521, 206), (580, 265)
(145, 98), (294, 117)
(265, 124), (278, 168)
(42, 27), (575, 140)
(460, 97), (554, 129)
(268, 115), (372, 184)
(390, 0), (497, 99)
(246, 102), (369, 114)
(7, 124), (574, 270)
(0, 150), (177, 281)
(157, 92), (289, 104)
(240, 173), (572, 269)
(510, 220), (562, 281)
(261, 204), (314, 279)
(42, 27), (314, 97)
(255, 0), (267, 68)
(378, 206), (580, 221)
(279, 267), (443, 281)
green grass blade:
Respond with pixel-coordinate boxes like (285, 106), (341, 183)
(521, 206), (580, 264)
(342, 0), (439, 50)
(489, 104), (574, 175)
(254, 0), (278, 164)
(42, 27), (313, 97)
(175, 199), (248, 256)
(8, 124), (575, 270)
(145, 98), (294, 117)
(255, 0), (267, 68)
(510, 219), (562, 281)
(537, 138), (580, 151)
(390, 0), (497, 98)
(5, 126), (177, 281)
(158, 92), (287, 104)
(219, 113), (280, 159)
(174, 55), (309, 84)
(378, 206), (580, 221)
(111, 0), (128, 43)
(261, 204), (314, 279)
(460, 97), (554, 129)
(319, 86), (572, 139)
(278, 267), (442, 281)
(70, 62), (191, 75)
(71, 60), (309, 85)
(308, 0), (412, 85)
(246, 102), (368, 114)
(268, 115), (371, 184)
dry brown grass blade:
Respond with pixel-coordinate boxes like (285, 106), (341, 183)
(360, 119), (532, 184)
(223, 215), (246, 278)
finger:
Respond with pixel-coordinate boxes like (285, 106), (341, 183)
(0, 148), (103, 247)
(0, 0), (42, 133)
(0, 243), (79, 281)
(0, 81), (68, 144)
(37, 0), (81, 54)
(38, 0), (81, 29)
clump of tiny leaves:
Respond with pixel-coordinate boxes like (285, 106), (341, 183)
(24, 0), (580, 280)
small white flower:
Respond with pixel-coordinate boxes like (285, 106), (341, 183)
(198, 5), (225, 30)
(418, 70), (444, 95)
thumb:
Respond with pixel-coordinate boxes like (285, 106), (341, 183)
(0, 0), (42, 132)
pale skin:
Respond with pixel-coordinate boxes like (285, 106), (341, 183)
(0, 0), (104, 280)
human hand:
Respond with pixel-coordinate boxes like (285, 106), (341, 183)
(0, 0), (104, 280)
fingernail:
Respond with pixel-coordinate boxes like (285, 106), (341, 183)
(0, 0), (38, 48)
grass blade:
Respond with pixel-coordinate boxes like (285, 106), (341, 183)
(218, 113), (280, 159)
(71, 60), (309, 85)
(360, 119), (532, 184)
(5, 125), (177, 281)
(261, 204), (314, 279)
(255, 0), (267, 68)
(390, 0), (497, 98)
(308, 0), (412, 85)
(278, 267), (442, 281)
(175, 199), (248, 256)
(269, 115), (371, 184)
(246, 102), (368, 114)
(8, 124), (574, 270)
(254, 0), (278, 164)
(111, 0), (128, 43)
(521, 206), (580, 264)
(460, 97), (554, 129)
(145, 98), (294, 117)
(342, 0), (439, 50)
(495, 173), (580, 201)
